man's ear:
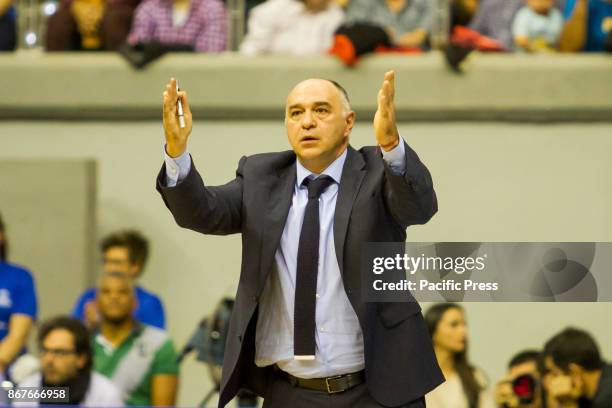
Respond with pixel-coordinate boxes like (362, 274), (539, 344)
(128, 262), (142, 278)
(76, 354), (87, 370)
(132, 295), (139, 313)
(568, 363), (584, 376)
(344, 111), (356, 136)
(568, 363), (586, 397)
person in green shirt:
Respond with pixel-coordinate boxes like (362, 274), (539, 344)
(93, 271), (179, 406)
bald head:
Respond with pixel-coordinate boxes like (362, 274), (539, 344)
(287, 78), (351, 117)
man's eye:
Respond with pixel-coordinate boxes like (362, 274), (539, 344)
(316, 108), (328, 114)
(291, 111), (301, 117)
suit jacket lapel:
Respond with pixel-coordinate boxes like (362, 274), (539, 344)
(259, 158), (296, 290)
(334, 145), (366, 276)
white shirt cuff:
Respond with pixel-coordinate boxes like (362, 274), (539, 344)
(163, 145), (191, 187)
(381, 138), (406, 175)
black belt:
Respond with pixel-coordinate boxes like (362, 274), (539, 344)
(274, 366), (365, 394)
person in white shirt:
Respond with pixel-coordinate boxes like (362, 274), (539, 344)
(240, 0), (344, 55)
(14, 316), (123, 407)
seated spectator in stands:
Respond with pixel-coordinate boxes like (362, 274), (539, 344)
(513, 0), (564, 51)
(345, 0), (431, 48)
(45, 0), (141, 50)
(471, 0), (567, 50)
(451, 0), (479, 28)
(0, 212), (37, 381)
(543, 327), (612, 408)
(93, 272), (178, 406)
(494, 350), (544, 408)
(240, 0), (344, 55)
(72, 230), (166, 330)
(425, 303), (495, 408)
(560, 0), (612, 51)
(127, 0), (226, 52)
(470, 0), (526, 50)
(0, 0), (17, 51)
(16, 316), (123, 406)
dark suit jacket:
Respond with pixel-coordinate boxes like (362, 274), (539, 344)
(156, 142), (445, 407)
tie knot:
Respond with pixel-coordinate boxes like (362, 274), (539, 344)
(303, 175), (334, 199)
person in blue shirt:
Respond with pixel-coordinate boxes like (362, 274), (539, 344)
(71, 230), (166, 329)
(560, 0), (612, 51)
(0, 0), (17, 51)
(0, 212), (38, 376)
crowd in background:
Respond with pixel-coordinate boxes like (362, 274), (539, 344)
(1, 210), (611, 407)
(0, 219), (178, 406)
(0, 0), (611, 55)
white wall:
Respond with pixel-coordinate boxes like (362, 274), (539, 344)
(1, 120), (611, 406)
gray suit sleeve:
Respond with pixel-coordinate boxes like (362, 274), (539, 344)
(156, 156), (246, 235)
(382, 140), (437, 228)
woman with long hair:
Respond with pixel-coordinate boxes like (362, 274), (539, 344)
(425, 303), (495, 408)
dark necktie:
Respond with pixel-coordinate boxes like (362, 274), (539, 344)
(294, 175), (335, 359)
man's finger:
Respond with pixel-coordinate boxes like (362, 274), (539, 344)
(382, 81), (393, 112)
(163, 91), (176, 116)
(386, 70), (395, 100)
(378, 89), (389, 118)
(177, 90), (191, 116)
(167, 78), (178, 100)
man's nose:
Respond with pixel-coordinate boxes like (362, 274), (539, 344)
(301, 110), (316, 129)
(41, 353), (54, 364)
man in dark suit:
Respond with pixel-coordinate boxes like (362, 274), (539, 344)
(157, 71), (444, 407)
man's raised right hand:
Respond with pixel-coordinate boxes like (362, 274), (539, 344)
(163, 78), (193, 158)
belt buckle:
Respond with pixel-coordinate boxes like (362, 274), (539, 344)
(325, 374), (345, 394)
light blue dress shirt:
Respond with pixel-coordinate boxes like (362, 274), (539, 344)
(164, 141), (407, 378)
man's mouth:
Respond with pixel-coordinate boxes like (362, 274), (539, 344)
(300, 136), (319, 142)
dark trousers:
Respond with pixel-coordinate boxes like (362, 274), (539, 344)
(0, 14), (16, 51)
(262, 370), (426, 408)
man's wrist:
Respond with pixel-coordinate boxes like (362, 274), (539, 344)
(380, 137), (400, 152)
(166, 144), (186, 158)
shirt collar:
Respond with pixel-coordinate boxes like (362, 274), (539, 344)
(94, 320), (143, 352)
(296, 148), (347, 187)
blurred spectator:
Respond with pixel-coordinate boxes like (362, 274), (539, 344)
(560, 0), (612, 51)
(240, 0), (343, 56)
(425, 303), (495, 408)
(451, 0), (479, 27)
(470, 0), (524, 50)
(45, 0), (141, 50)
(0, 0), (16, 51)
(0, 212), (37, 381)
(445, 0), (503, 71)
(127, 0), (226, 52)
(345, 0), (431, 48)
(543, 328), (612, 408)
(94, 272), (178, 406)
(471, 0), (567, 50)
(513, 0), (564, 52)
(16, 316), (123, 406)
(72, 230), (165, 330)
(494, 350), (544, 408)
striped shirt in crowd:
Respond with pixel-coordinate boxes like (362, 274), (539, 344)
(128, 0), (227, 52)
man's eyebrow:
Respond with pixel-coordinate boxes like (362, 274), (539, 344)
(287, 101), (333, 110)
